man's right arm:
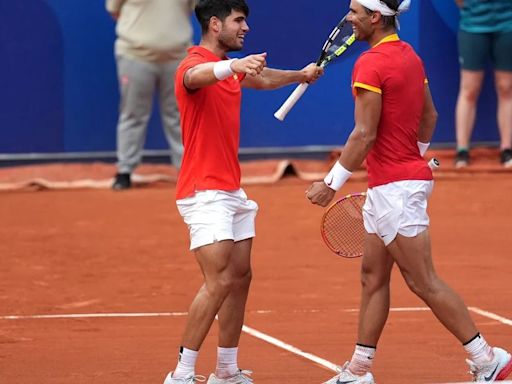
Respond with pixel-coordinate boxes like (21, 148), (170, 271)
(306, 88), (381, 207)
(106, 0), (126, 20)
(184, 53), (267, 90)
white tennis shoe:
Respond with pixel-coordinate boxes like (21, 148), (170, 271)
(206, 370), (253, 384)
(163, 372), (206, 384)
(322, 362), (375, 384)
(466, 347), (512, 382)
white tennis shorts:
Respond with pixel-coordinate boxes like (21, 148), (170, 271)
(176, 189), (258, 250)
(362, 180), (433, 246)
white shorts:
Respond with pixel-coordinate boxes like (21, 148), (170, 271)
(362, 180), (433, 246)
(176, 189), (259, 250)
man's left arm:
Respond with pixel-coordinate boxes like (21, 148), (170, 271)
(306, 88), (381, 207)
(241, 64), (322, 90)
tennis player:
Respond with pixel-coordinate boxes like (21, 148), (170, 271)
(163, 1), (322, 383)
(306, 0), (512, 383)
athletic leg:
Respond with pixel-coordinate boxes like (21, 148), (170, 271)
(387, 230), (478, 343)
(181, 240), (238, 350)
(356, 232), (394, 347)
(217, 238), (252, 348)
(214, 239), (252, 380)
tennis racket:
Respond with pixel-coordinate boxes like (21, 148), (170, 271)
(321, 192), (366, 258)
(320, 158), (440, 257)
(274, 13), (356, 121)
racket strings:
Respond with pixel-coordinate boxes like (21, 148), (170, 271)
(322, 195), (366, 258)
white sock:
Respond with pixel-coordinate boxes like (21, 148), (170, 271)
(463, 333), (494, 365)
(216, 346), (239, 378)
(347, 344), (376, 375)
(173, 347), (199, 379)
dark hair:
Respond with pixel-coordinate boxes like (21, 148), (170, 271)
(195, 0), (250, 34)
(363, 0), (399, 29)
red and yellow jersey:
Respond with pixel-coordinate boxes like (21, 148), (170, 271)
(351, 34), (433, 187)
(175, 46), (245, 199)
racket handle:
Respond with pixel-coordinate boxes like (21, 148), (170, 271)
(274, 83), (310, 121)
(428, 158), (440, 170)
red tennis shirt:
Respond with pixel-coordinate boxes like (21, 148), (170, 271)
(175, 46), (245, 199)
(351, 34), (433, 187)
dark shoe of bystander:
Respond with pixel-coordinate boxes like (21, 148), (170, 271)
(112, 173), (131, 190)
(454, 149), (470, 169)
(500, 148), (512, 168)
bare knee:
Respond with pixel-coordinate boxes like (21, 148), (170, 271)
(210, 267), (252, 298)
(402, 273), (441, 301)
(360, 264), (390, 294)
(207, 273), (237, 300)
(234, 268), (252, 291)
(460, 87), (481, 104)
(496, 80), (512, 100)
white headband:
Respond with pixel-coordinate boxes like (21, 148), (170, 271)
(356, 0), (411, 16)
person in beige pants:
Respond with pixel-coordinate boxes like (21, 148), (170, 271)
(106, 0), (195, 190)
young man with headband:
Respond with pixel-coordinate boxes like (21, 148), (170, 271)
(306, 0), (512, 382)
(163, 0), (323, 383)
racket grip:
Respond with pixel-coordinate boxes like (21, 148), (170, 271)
(428, 158), (440, 170)
(274, 83), (310, 121)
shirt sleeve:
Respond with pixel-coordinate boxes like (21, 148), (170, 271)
(175, 54), (206, 93)
(352, 53), (382, 96)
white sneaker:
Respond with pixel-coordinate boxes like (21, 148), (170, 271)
(322, 363), (375, 384)
(163, 372), (206, 384)
(466, 347), (512, 382)
(207, 370), (253, 383)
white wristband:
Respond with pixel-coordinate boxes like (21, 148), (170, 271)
(417, 141), (430, 156)
(213, 59), (235, 80)
(323, 162), (352, 191)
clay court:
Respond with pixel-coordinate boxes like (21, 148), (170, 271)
(1, 151), (512, 384)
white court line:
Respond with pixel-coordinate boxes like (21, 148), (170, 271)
(1, 306), (511, 375)
(344, 306), (512, 328)
(469, 307), (512, 326)
(0, 311), (188, 320)
(241, 324), (338, 372)
(0, 309), (339, 372)
(343, 306), (432, 313)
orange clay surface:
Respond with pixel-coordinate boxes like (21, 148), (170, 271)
(1, 175), (512, 384)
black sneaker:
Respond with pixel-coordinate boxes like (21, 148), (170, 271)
(500, 148), (512, 168)
(454, 149), (470, 168)
(112, 173), (131, 190)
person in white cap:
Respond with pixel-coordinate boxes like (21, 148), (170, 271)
(306, 0), (512, 383)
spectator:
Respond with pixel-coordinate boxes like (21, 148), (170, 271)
(454, 0), (512, 168)
(106, 0), (195, 189)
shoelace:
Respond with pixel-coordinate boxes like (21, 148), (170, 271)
(182, 375), (206, 383)
(466, 359), (479, 381)
(235, 370), (253, 383)
(466, 359), (497, 382)
(335, 362), (350, 373)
